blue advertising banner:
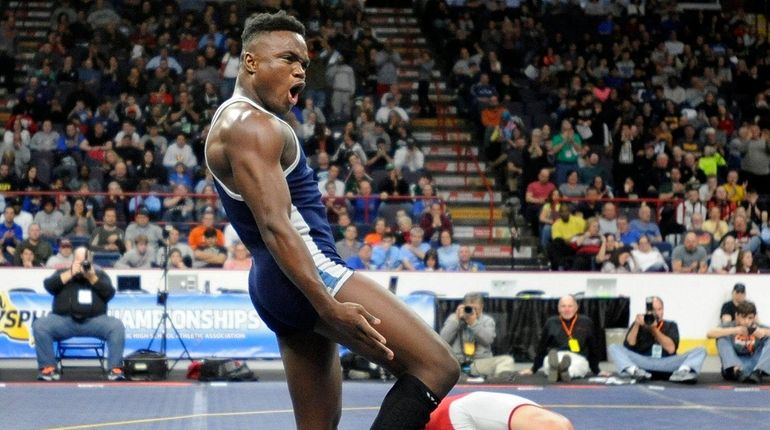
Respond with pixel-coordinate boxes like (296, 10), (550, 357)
(0, 291), (436, 359)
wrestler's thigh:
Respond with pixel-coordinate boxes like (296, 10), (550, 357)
(323, 272), (455, 391)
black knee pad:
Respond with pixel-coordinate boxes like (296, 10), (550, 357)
(370, 373), (441, 430)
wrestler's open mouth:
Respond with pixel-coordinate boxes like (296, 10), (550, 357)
(289, 82), (305, 98)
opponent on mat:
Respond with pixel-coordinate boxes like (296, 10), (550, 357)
(205, 11), (459, 430)
(425, 391), (573, 430)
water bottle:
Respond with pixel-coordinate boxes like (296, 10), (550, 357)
(204, 280), (211, 294)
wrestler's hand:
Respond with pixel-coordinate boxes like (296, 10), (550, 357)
(327, 301), (394, 361)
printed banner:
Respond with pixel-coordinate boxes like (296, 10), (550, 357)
(0, 291), (436, 359)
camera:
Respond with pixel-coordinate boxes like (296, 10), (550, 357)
(643, 296), (656, 325)
(747, 325), (757, 336)
(81, 261), (92, 272)
(463, 305), (474, 314)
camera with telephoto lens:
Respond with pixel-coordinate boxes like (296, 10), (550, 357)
(643, 296), (656, 325)
(463, 305), (474, 314)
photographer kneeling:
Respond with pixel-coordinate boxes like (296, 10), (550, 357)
(608, 296), (706, 383)
(439, 293), (515, 382)
(32, 247), (126, 381)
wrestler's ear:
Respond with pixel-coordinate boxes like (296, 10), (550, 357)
(242, 50), (257, 74)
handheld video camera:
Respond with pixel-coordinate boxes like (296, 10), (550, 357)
(643, 296), (656, 325)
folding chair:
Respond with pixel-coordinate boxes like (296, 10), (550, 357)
(56, 337), (107, 375)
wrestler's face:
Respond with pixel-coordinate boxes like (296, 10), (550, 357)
(243, 31), (308, 114)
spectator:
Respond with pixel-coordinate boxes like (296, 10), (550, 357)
(156, 225), (193, 268)
(33, 197), (64, 241)
(351, 179), (380, 225)
(377, 163), (409, 200)
(89, 207), (125, 254)
(629, 205), (662, 243)
(631, 235), (668, 273)
(193, 227), (227, 268)
(550, 120), (583, 185)
(519, 295), (605, 382)
(525, 168), (556, 231)
(124, 207), (163, 252)
(575, 187), (601, 219)
(13, 223), (52, 266)
(317, 164), (345, 197)
(436, 229), (460, 271)
(163, 133), (197, 172)
(127, 180), (163, 219)
(598, 238), (637, 273)
(114, 234), (153, 269)
(393, 137), (424, 174)
(452, 246), (485, 272)
(709, 235), (739, 274)
(326, 56), (356, 120)
(345, 243), (375, 270)
(373, 42), (401, 98)
(548, 205), (586, 271)
(32, 247), (126, 381)
(538, 189), (563, 250)
(363, 217), (387, 246)
(371, 232), (401, 270)
(558, 170), (586, 199)
(734, 250), (759, 274)
(569, 218), (603, 271)
(375, 93), (409, 124)
(45, 238), (74, 269)
(707, 186), (736, 222)
(738, 125), (770, 195)
(223, 241), (252, 270)
(608, 296), (706, 383)
(702, 205), (729, 243)
(423, 248), (441, 272)
(162, 184), (195, 225)
(729, 214), (761, 254)
(671, 232), (708, 273)
(598, 202), (618, 237)
(399, 226), (430, 271)
(335, 224), (362, 261)
(188, 209), (224, 250)
(707, 301), (770, 383)
(675, 187), (707, 231)
(420, 202), (453, 245)
(439, 293), (515, 381)
(322, 180), (350, 225)
(9, 198), (32, 237)
(721, 283), (748, 324)
(0, 205), (22, 264)
(723, 170), (746, 204)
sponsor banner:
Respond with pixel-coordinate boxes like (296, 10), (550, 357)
(0, 292), (435, 359)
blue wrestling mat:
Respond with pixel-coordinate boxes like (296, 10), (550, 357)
(2, 379), (769, 429)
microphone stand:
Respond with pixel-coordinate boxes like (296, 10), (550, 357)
(148, 238), (193, 371)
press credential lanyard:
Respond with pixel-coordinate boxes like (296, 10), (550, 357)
(561, 316), (580, 353)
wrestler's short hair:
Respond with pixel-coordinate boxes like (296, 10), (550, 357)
(242, 11), (305, 47)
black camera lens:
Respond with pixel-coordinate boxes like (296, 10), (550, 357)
(81, 261), (91, 272)
(463, 305), (474, 314)
(644, 313), (655, 325)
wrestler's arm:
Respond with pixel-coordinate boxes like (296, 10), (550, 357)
(223, 112), (392, 356)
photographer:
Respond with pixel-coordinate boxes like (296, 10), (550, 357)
(519, 295), (607, 382)
(708, 301), (770, 383)
(439, 293), (515, 382)
(31, 247), (126, 382)
(608, 296), (706, 383)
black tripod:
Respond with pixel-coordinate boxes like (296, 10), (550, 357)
(148, 242), (193, 370)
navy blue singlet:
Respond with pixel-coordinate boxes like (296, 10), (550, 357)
(206, 96), (353, 335)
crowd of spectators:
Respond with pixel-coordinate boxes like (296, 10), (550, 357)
(0, 0), (462, 271)
(418, 0), (770, 271)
